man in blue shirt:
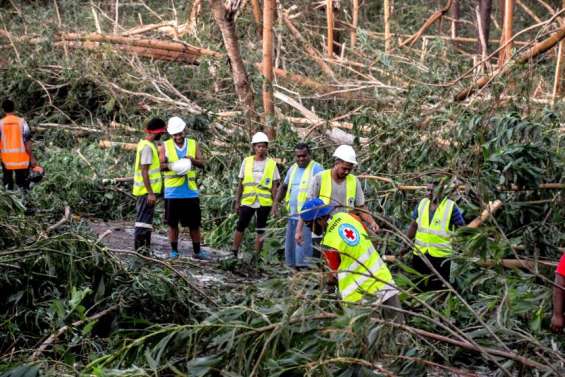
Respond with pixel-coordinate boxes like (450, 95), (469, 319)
(159, 117), (208, 259)
(274, 143), (323, 268)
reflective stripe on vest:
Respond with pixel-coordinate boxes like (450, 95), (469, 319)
(414, 197), (455, 258)
(132, 139), (162, 196)
(284, 161), (316, 212)
(163, 138), (197, 191)
(321, 212), (395, 303)
(0, 115), (30, 170)
(241, 156), (276, 206)
(318, 169), (356, 209)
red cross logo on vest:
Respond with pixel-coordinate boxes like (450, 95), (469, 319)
(338, 223), (360, 246)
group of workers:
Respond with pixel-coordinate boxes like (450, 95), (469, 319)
(1, 101), (562, 329)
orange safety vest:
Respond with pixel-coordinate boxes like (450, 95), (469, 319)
(0, 115), (30, 170)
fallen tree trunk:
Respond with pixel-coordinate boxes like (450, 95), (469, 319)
(61, 32), (222, 57)
(455, 23), (565, 101)
(99, 140), (137, 151)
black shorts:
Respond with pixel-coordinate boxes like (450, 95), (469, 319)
(411, 254), (451, 291)
(236, 205), (271, 234)
(165, 198), (201, 230)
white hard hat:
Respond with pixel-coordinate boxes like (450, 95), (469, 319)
(170, 158), (192, 175)
(333, 145), (357, 165)
(251, 132), (269, 144)
(167, 116), (186, 135)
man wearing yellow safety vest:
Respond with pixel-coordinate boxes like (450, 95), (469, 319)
(159, 117), (208, 260)
(132, 118), (166, 254)
(296, 144), (379, 246)
(405, 179), (465, 291)
(0, 99), (37, 191)
(273, 143), (323, 268)
(231, 132), (280, 258)
(300, 198), (403, 321)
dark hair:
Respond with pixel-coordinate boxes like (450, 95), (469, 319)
(2, 100), (15, 113)
(295, 142), (310, 153)
(146, 117), (166, 131)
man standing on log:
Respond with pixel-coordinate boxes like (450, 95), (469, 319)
(404, 178), (465, 291)
(551, 253), (565, 333)
(273, 143), (323, 268)
(0, 99), (36, 192)
(132, 118), (166, 255)
(160, 117), (208, 260)
(230, 132), (280, 258)
(299, 198), (403, 321)
(296, 145), (379, 247)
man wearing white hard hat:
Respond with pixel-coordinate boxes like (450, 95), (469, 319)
(159, 116), (208, 259)
(230, 131), (280, 258)
(296, 144), (379, 246)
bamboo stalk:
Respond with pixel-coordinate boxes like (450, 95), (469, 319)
(552, 1), (565, 105)
(251, 0), (262, 26)
(327, 0), (335, 58)
(499, 0), (514, 65)
(351, 0), (359, 48)
(262, 0), (275, 135)
(384, 0), (391, 53)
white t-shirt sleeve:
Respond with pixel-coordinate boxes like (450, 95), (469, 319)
(140, 145), (154, 165)
(238, 160), (246, 179)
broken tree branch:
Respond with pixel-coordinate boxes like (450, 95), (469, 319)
(455, 22), (565, 101)
(467, 200), (503, 228)
(399, 0), (453, 47)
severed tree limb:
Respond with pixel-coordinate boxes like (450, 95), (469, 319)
(47, 206), (71, 233)
(399, 0), (453, 47)
(32, 305), (119, 360)
(99, 140), (137, 151)
(467, 200), (503, 228)
(455, 23), (565, 101)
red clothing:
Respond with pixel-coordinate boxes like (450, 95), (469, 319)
(557, 254), (565, 277)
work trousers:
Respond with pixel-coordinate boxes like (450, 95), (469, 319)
(2, 164), (29, 191)
(134, 195), (156, 254)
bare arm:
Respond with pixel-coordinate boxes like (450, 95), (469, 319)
(274, 182), (288, 205)
(159, 145), (169, 171)
(357, 205), (379, 233)
(551, 273), (565, 333)
(407, 221), (418, 240)
(191, 144), (205, 169)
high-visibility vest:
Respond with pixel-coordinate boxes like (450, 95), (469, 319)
(319, 169), (357, 209)
(322, 212), (395, 303)
(0, 115), (30, 170)
(163, 138), (198, 191)
(414, 197), (455, 258)
(241, 156), (276, 207)
(132, 139), (162, 196)
(284, 161), (317, 212)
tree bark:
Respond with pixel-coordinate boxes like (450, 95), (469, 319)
(262, 0), (275, 137)
(477, 0), (493, 54)
(351, 0), (359, 49)
(552, 0), (565, 105)
(450, 0), (460, 38)
(327, 0), (335, 58)
(384, 0), (391, 52)
(499, 0), (514, 65)
(209, 0), (257, 122)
